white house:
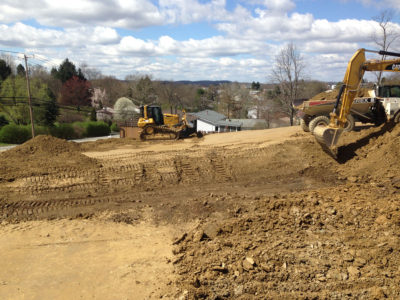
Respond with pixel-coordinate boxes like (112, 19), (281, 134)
(190, 110), (242, 133)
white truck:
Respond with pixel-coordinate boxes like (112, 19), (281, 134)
(297, 84), (400, 133)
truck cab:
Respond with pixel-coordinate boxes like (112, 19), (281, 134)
(375, 85), (400, 121)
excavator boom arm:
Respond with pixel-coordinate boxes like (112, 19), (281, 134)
(314, 48), (400, 156)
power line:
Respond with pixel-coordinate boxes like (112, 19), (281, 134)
(0, 49), (24, 55)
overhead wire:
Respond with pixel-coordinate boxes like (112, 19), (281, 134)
(0, 50), (102, 121)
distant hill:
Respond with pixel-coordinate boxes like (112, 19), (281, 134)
(162, 80), (232, 86)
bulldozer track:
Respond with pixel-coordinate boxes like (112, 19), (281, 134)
(140, 125), (180, 140)
(0, 147), (248, 222)
(0, 193), (143, 221)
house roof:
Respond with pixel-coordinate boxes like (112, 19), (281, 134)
(191, 110), (242, 127)
(230, 119), (267, 128)
(191, 110), (226, 124)
(216, 119), (242, 127)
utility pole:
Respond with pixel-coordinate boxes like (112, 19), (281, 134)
(24, 54), (35, 138)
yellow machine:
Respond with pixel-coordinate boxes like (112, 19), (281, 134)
(137, 105), (201, 140)
(314, 49), (400, 156)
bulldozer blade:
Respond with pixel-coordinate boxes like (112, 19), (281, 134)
(313, 126), (344, 159)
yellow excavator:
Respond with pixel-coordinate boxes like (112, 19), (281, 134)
(137, 105), (201, 140)
(314, 49), (400, 156)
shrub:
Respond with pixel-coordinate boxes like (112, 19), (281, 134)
(71, 121), (110, 138)
(110, 123), (119, 132)
(0, 115), (9, 128)
(85, 121), (110, 137)
(35, 126), (50, 135)
(72, 122), (86, 138)
(58, 110), (84, 123)
(50, 123), (76, 139)
(0, 124), (31, 144)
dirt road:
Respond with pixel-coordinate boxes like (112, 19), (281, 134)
(0, 124), (399, 299)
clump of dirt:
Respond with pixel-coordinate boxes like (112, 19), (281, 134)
(110, 212), (140, 224)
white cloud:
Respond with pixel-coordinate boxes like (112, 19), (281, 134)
(0, 23), (120, 48)
(302, 41), (360, 54)
(350, 0), (400, 11)
(119, 36), (156, 55)
(0, 0), (164, 29)
(262, 0), (295, 13)
(159, 0), (228, 23)
(1, 0), (400, 82)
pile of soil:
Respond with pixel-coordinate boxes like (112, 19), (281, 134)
(310, 87), (372, 101)
(338, 123), (400, 180)
(0, 135), (98, 181)
(1, 135), (81, 158)
(171, 123), (400, 299)
(173, 183), (400, 299)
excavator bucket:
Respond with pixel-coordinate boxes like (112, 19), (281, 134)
(313, 126), (344, 158)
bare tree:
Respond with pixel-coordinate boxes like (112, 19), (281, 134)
(79, 62), (102, 80)
(271, 42), (305, 126)
(372, 10), (400, 84)
(126, 75), (156, 105)
(91, 76), (129, 107)
(154, 81), (183, 113)
(219, 83), (237, 118)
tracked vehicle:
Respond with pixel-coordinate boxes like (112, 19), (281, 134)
(138, 105), (201, 140)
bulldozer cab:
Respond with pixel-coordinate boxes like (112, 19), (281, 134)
(140, 105), (164, 125)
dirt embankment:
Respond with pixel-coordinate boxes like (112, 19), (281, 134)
(171, 123), (400, 299)
(0, 124), (399, 299)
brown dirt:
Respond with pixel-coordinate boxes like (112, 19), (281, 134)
(0, 125), (399, 299)
(310, 87), (372, 100)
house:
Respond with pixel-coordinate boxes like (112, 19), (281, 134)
(230, 119), (268, 130)
(96, 107), (114, 121)
(190, 110), (242, 133)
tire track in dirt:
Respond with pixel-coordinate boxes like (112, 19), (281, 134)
(0, 132), (335, 224)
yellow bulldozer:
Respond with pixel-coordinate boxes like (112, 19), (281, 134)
(137, 105), (202, 140)
(314, 49), (400, 157)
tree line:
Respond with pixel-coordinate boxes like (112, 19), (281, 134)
(0, 53), (333, 131)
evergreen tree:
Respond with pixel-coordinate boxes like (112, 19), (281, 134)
(16, 64), (26, 76)
(52, 59), (86, 83)
(0, 59), (12, 81)
(90, 107), (97, 121)
(43, 98), (59, 126)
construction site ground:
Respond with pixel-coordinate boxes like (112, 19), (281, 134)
(0, 123), (400, 299)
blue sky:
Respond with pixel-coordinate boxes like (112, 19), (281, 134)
(0, 0), (399, 82)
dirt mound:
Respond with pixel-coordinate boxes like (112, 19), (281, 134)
(310, 87), (371, 100)
(0, 135), (98, 182)
(1, 135), (81, 159)
(169, 125), (400, 298)
(336, 122), (400, 182)
(173, 182), (400, 299)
